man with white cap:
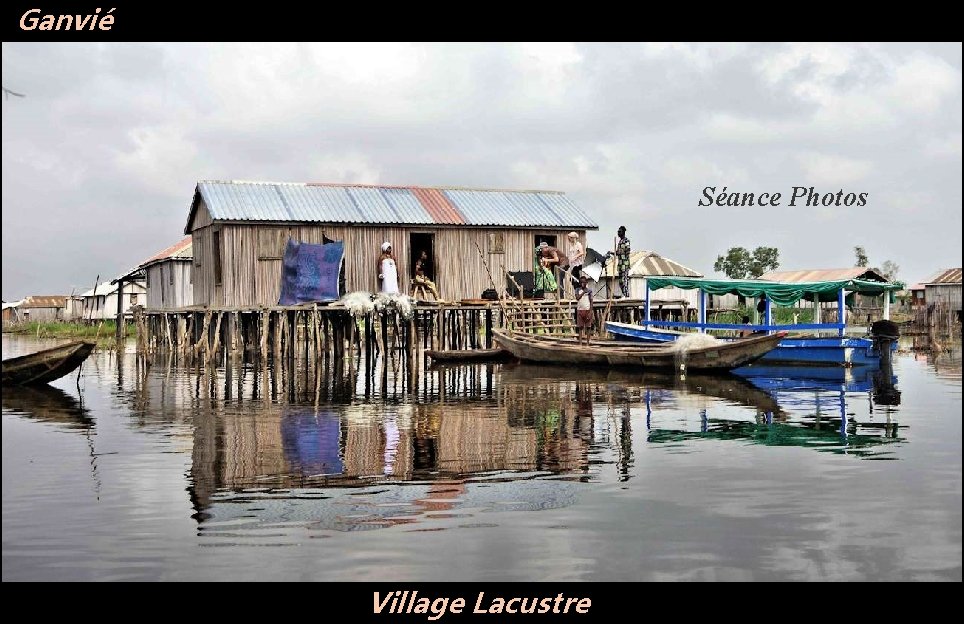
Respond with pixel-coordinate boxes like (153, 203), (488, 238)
(378, 242), (399, 294)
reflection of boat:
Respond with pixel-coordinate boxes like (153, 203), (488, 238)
(425, 348), (511, 362)
(1, 384), (93, 429)
(607, 322), (894, 367)
(646, 417), (900, 456)
(492, 329), (786, 371)
(499, 363), (783, 416)
(732, 364), (884, 393)
(2, 341), (95, 386)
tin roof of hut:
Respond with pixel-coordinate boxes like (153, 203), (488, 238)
(81, 279), (146, 297)
(921, 268), (962, 285)
(113, 237), (194, 284)
(601, 250), (702, 278)
(185, 181), (599, 233)
(759, 267), (888, 283)
(140, 236), (193, 268)
(20, 296), (67, 308)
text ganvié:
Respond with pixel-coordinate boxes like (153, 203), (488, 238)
(20, 8), (115, 30)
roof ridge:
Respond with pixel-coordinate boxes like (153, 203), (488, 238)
(198, 180), (565, 194)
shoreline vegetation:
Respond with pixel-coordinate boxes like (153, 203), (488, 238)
(2, 320), (134, 344)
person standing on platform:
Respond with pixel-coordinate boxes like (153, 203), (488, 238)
(575, 274), (595, 346)
(378, 242), (399, 294)
(613, 226), (631, 299)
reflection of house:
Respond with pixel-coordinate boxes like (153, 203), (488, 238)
(189, 393), (591, 511)
(184, 180), (597, 306)
(599, 250), (703, 309)
(918, 268), (961, 311)
(80, 279), (146, 321)
(19, 296), (67, 322)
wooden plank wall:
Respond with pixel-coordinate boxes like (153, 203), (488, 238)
(146, 261), (194, 309)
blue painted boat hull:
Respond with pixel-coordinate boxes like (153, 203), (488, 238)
(605, 322), (893, 367)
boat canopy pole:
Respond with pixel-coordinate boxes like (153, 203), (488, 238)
(883, 291), (890, 320)
(814, 296), (822, 324)
(765, 296), (772, 334)
(837, 288), (846, 337)
(644, 280), (651, 327)
(698, 289), (707, 333)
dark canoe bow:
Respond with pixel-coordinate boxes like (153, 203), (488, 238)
(2, 341), (96, 386)
(492, 329), (787, 372)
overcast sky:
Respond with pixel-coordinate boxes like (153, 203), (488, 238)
(2, 42), (961, 300)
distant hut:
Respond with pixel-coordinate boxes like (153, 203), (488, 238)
(921, 268), (962, 311)
(758, 267), (891, 320)
(599, 250), (703, 315)
(64, 295), (84, 321)
(908, 282), (927, 309)
(2, 300), (23, 325)
(183, 181), (598, 307)
(117, 236), (194, 310)
(80, 278), (146, 321)
(19, 296), (67, 322)
(760, 267), (889, 284)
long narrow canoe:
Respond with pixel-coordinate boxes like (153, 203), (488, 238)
(2, 341), (95, 386)
(493, 329), (786, 372)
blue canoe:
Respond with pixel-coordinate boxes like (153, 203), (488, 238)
(605, 322), (893, 367)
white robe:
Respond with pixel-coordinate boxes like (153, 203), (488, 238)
(380, 257), (399, 294)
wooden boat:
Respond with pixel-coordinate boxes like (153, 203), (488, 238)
(492, 329), (786, 372)
(606, 321), (892, 367)
(425, 348), (511, 362)
(2, 341), (95, 386)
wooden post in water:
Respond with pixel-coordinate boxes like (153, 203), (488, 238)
(115, 277), (125, 343)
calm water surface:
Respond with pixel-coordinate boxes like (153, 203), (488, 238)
(2, 335), (960, 581)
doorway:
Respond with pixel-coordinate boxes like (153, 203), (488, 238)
(533, 234), (557, 267)
(409, 232), (435, 282)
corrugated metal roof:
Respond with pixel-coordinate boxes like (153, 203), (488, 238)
(142, 236), (193, 266)
(21, 296), (67, 308)
(759, 268), (888, 283)
(923, 268), (962, 285)
(80, 284), (115, 297)
(188, 181), (597, 231)
(602, 251), (703, 278)
(80, 280), (146, 298)
(411, 187), (464, 224)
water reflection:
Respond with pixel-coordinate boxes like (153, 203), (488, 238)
(2, 383), (105, 500)
(4, 339), (909, 538)
(2, 384), (94, 430)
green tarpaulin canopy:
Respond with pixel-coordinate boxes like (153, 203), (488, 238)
(645, 277), (904, 307)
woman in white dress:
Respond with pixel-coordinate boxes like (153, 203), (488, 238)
(378, 242), (399, 294)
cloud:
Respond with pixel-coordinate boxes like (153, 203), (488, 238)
(796, 152), (874, 186)
(1, 42), (961, 299)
